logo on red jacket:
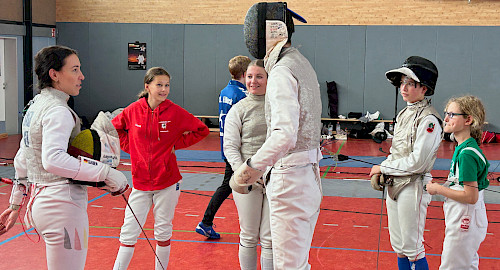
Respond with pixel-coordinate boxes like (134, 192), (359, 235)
(426, 123), (435, 133)
(159, 121), (171, 133)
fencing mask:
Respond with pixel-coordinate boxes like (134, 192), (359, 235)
(68, 111), (121, 168)
(244, 2), (307, 60)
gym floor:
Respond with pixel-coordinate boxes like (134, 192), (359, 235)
(0, 132), (499, 269)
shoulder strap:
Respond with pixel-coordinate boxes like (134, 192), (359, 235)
(461, 147), (486, 165)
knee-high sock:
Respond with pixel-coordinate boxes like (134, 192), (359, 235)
(260, 247), (273, 270)
(155, 244), (171, 270)
(239, 244), (257, 270)
(113, 245), (135, 270)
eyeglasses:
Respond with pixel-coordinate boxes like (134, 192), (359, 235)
(444, 112), (468, 119)
(400, 78), (418, 88)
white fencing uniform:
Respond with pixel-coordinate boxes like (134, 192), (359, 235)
(14, 88), (89, 270)
(380, 99), (443, 261)
(250, 47), (323, 270)
(224, 93), (272, 269)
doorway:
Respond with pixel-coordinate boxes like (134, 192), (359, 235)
(0, 37), (19, 135)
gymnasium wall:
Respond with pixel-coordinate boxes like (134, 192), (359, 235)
(55, 0), (500, 26)
(53, 1), (500, 131)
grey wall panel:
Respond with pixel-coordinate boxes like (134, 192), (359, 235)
(184, 25), (217, 115)
(119, 23), (152, 109)
(56, 23), (91, 118)
(293, 25), (316, 68)
(87, 23), (122, 119)
(347, 26), (367, 117)
(52, 22), (500, 128)
(435, 26), (474, 113)
(214, 24), (250, 113)
(314, 25), (350, 117)
(32, 37), (56, 94)
(365, 26), (403, 120)
(471, 26), (500, 131)
(151, 24), (185, 106)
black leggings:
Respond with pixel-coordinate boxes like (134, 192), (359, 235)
(201, 159), (233, 226)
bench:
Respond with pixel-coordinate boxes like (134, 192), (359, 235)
(195, 115), (219, 132)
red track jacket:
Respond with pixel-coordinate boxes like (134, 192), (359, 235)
(112, 97), (209, 191)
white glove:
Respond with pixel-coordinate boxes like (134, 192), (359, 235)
(104, 168), (129, 196)
(74, 156), (128, 195)
(9, 178), (28, 206)
(370, 174), (385, 191)
(230, 158), (264, 194)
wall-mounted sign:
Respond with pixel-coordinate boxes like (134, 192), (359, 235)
(128, 42), (147, 70)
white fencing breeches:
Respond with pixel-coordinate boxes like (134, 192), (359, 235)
(386, 180), (431, 260)
(30, 183), (89, 270)
(233, 188), (272, 270)
(267, 163), (322, 270)
(440, 188), (487, 270)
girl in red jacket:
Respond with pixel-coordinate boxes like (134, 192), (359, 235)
(112, 67), (209, 270)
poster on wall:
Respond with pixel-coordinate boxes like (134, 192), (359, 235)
(128, 42), (147, 70)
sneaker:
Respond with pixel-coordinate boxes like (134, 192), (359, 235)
(196, 222), (220, 239)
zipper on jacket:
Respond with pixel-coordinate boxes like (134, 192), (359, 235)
(148, 110), (153, 182)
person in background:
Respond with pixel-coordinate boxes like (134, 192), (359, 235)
(196, 55), (251, 239)
(225, 60), (272, 269)
(112, 67), (209, 270)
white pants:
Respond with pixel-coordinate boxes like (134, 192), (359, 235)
(30, 183), (89, 270)
(233, 187), (272, 269)
(386, 179), (431, 260)
(267, 162), (322, 270)
(440, 187), (487, 270)
(119, 183), (180, 245)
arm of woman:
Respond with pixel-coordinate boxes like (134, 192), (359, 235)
(426, 151), (482, 204)
(0, 145), (28, 235)
(426, 181), (478, 204)
(223, 107), (244, 171)
(41, 106), (82, 178)
(111, 110), (130, 153)
(41, 106), (128, 194)
(173, 112), (209, 150)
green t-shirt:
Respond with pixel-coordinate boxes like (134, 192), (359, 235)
(449, 137), (490, 190)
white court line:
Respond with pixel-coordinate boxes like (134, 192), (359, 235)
(0, 192), (7, 195)
(353, 225), (369, 228)
(214, 217), (226, 219)
(113, 207), (126, 210)
(323, 223), (339, 226)
(486, 232), (494, 236)
(185, 214), (199, 217)
(90, 205), (103, 208)
(121, 162), (131, 166)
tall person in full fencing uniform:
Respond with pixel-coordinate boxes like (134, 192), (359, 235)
(231, 3), (323, 269)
